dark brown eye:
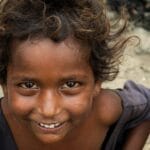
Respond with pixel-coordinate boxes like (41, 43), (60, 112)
(19, 81), (38, 89)
(62, 81), (80, 89)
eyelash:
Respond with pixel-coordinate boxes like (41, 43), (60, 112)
(18, 81), (38, 89)
(17, 80), (82, 90)
(61, 81), (81, 89)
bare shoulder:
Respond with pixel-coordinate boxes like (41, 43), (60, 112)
(95, 89), (123, 126)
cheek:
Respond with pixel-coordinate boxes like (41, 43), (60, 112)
(6, 91), (35, 116)
(65, 92), (94, 117)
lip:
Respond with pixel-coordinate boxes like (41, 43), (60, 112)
(32, 120), (68, 134)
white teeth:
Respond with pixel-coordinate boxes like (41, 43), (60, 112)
(39, 122), (61, 129)
(55, 123), (60, 126)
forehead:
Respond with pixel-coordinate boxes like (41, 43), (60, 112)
(9, 38), (92, 75)
(11, 37), (88, 58)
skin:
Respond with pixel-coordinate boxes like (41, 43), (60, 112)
(1, 38), (122, 150)
(123, 120), (150, 150)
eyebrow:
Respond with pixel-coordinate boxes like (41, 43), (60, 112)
(11, 75), (38, 82)
(11, 73), (90, 81)
(59, 74), (89, 81)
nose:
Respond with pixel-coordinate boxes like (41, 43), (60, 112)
(37, 90), (62, 118)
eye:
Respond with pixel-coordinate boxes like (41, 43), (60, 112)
(62, 81), (80, 89)
(18, 81), (38, 89)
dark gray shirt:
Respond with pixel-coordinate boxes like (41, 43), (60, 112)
(102, 80), (150, 150)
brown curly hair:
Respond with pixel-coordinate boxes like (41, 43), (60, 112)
(0, 0), (128, 84)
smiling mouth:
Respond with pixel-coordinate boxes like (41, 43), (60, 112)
(38, 122), (63, 129)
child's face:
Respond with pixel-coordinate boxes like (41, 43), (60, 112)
(3, 38), (100, 143)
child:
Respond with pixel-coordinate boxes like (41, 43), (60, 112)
(0, 0), (149, 150)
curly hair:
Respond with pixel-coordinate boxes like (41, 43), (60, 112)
(0, 0), (128, 84)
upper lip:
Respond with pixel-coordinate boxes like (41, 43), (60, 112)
(31, 116), (67, 125)
(39, 122), (62, 125)
(35, 120), (64, 125)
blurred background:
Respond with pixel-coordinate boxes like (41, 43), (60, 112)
(103, 0), (150, 88)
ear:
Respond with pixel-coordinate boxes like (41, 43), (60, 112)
(93, 81), (101, 97)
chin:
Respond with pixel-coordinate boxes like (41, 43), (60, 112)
(36, 134), (64, 144)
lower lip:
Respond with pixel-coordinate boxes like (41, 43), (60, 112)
(33, 121), (69, 134)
